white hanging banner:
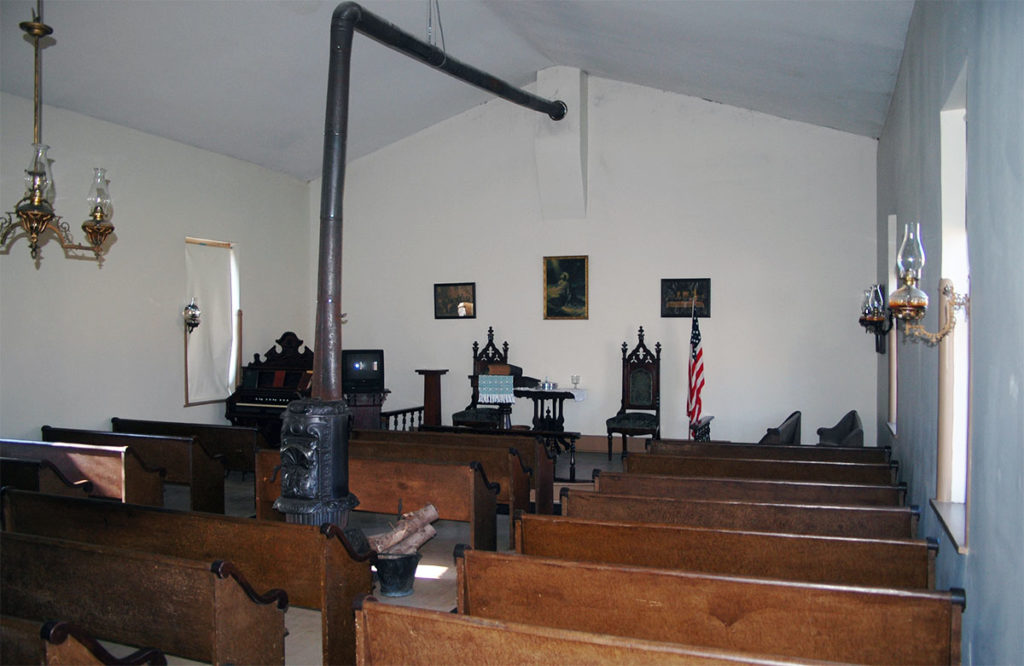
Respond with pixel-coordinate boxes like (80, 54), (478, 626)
(185, 238), (237, 404)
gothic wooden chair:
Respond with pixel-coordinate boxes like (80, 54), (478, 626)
(606, 327), (661, 459)
(452, 327), (519, 429)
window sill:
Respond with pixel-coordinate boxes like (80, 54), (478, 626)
(930, 499), (968, 554)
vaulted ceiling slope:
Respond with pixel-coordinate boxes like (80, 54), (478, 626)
(1, 0), (913, 182)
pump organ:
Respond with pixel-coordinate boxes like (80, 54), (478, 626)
(226, 332), (313, 447)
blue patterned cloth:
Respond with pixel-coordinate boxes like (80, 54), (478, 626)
(478, 375), (515, 404)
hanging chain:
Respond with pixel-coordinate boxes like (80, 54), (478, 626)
(426, 0), (447, 65)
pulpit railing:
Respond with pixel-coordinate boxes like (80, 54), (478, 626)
(380, 406), (424, 431)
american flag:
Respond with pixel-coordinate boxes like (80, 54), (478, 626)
(687, 311), (704, 427)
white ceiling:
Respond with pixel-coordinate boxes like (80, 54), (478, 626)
(1, 0), (913, 182)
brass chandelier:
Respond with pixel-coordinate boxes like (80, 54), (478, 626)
(1, 0), (115, 264)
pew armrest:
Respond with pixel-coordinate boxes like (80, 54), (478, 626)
(210, 560), (289, 610)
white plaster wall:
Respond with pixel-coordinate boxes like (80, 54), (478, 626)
(1, 93), (312, 438)
(331, 75), (878, 445)
(876, 2), (1024, 663)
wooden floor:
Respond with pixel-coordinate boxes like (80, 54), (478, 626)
(131, 450), (620, 665)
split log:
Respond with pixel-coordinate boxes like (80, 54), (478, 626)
(386, 525), (437, 555)
(367, 504), (439, 554)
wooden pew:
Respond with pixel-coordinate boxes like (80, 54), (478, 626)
(625, 451), (897, 485)
(353, 597), (829, 665)
(351, 428), (555, 513)
(650, 439), (892, 464)
(1, 532), (287, 665)
(514, 513), (936, 589)
(349, 437), (530, 544)
(1, 615), (166, 665)
(41, 426), (225, 513)
(0, 439), (163, 505)
(1, 457), (94, 497)
(256, 449), (499, 550)
(561, 488), (918, 539)
(454, 548), (965, 665)
(1, 488), (373, 666)
(111, 417), (266, 473)
(594, 469), (906, 506)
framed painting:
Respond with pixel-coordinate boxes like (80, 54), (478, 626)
(434, 282), (476, 319)
(544, 255), (588, 320)
(661, 278), (710, 318)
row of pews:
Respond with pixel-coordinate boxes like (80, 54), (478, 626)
(348, 431), (966, 665)
(1, 419), (276, 664)
(2, 418), (270, 513)
(3, 419), (308, 664)
(1, 418), (966, 664)
(2, 419), (562, 664)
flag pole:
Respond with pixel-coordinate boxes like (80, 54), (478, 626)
(688, 293), (696, 431)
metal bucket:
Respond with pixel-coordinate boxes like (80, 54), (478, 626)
(375, 552), (422, 597)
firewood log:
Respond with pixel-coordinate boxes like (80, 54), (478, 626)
(385, 524), (437, 555)
(367, 504), (439, 553)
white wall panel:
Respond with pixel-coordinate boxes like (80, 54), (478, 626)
(334, 74), (878, 445)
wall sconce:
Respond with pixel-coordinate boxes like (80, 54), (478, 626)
(858, 283), (893, 353)
(0, 0), (116, 264)
(886, 222), (969, 346)
(183, 298), (202, 334)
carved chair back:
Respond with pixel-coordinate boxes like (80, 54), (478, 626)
(464, 327), (518, 410)
(471, 327), (511, 376)
(618, 327), (661, 415)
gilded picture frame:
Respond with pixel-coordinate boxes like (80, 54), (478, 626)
(544, 255), (588, 320)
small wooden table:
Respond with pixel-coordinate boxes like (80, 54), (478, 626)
(514, 388), (575, 431)
(514, 388), (585, 481)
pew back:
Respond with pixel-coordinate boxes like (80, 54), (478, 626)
(352, 428), (554, 513)
(1, 532), (286, 665)
(350, 437), (528, 508)
(350, 437), (529, 545)
(455, 549), (963, 665)
(650, 439), (891, 463)
(595, 470), (905, 506)
(354, 598), (828, 665)
(349, 457), (498, 550)
(111, 417), (265, 473)
(1, 489), (371, 666)
(256, 449), (499, 550)
(625, 452), (897, 485)
(514, 513), (935, 589)
(0, 439), (163, 505)
(41, 426), (224, 513)
(562, 489), (918, 539)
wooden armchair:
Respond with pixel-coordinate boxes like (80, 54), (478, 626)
(817, 410), (863, 447)
(606, 327), (661, 459)
(759, 410), (802, 445)
(452, 327), (520, 429)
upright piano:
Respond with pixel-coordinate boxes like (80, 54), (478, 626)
(225, 331), (313, 446)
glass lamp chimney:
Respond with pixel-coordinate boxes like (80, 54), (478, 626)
(889, 222), (929, 320)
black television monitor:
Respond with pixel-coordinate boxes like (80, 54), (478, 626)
(342, 349), (385, 393)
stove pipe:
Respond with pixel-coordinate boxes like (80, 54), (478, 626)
(276, 2), (565, 526)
